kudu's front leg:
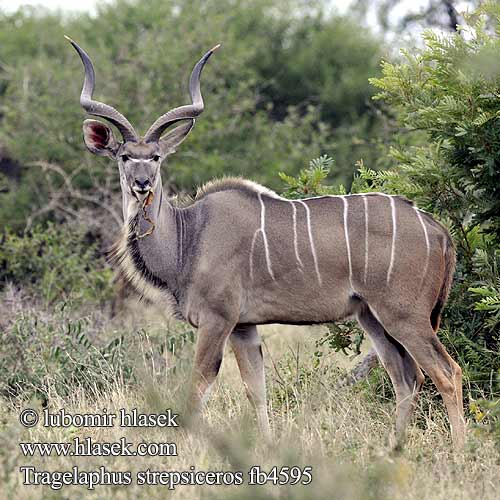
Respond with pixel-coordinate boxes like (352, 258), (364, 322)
(188, 313), (235, 417)
(230, 325), (271, 440)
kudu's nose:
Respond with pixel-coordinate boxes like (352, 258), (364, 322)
(134, 177), (151, 192)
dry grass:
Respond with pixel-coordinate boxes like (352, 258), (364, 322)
(0, 310), (498, 500)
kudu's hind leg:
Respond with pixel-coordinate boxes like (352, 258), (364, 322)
(373, 308), (465, 448)
(230, 325), (271, 439)
(357, 308), (424, 448)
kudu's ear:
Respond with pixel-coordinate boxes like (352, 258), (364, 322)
(158, 120), (194, 157)
(83, 119), (120, 158)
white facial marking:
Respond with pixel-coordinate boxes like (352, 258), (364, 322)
(382, 194), (397, 284)
(129, 157), (154, 163)
(362, 194), (369, 284)
(414, 207), (430, 287)
(258, 193), (275, 281)
(291, 201), (304, 271)
(341, 196), (354, 289)
(297, 200), (322, 286)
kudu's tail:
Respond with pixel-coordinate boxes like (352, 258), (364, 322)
(430, 230), (456, 332)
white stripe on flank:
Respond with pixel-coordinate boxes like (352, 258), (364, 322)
(179, 217), (183, 266)
(258, 193), (275, 281)
(382, 194), (397, 284)
(414, 207), (430, 287)
(249, 229), (260, 282)
(297, 200), (322, 286)
(291, 202), (304, 271)
(341, 196), (354, 288)
(362, 194), (369, 284)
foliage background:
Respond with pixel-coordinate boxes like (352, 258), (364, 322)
(0, 0), (388, 231)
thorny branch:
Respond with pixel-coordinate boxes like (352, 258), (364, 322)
(25, 161), (123, 230)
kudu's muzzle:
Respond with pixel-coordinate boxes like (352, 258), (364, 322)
(133, 177), (152, 194)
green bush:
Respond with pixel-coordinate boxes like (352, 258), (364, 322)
(370, 5), (500, 239)
(0, 310), (130, 401)
(0, 305), (197, 402)
(0, 223), (113, 305)
(471, 397), (500, 447)
(0, 0), (384, 229)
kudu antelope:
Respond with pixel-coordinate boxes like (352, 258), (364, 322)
(67, 37), (465, 448)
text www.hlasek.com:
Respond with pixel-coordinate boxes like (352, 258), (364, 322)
(20, 437), (177, 458)
(18, 407), (313, 490)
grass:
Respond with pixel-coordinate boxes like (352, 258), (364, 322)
(0, 301), (498, 500)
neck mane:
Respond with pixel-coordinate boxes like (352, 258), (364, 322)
(109, 183), (182, 311)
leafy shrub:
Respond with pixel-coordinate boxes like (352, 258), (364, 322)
(316, 322), (364, 357)
(0, 223), (113, 305)
(279, 155), (343, 198)
(0, 304), (196, 402)
(370, 5), (500, 238)
(469, 247), (500, 333)
(0, 309), (130, 401)
(471, 398), (500, 447)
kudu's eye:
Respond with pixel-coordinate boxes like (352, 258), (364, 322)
(121, 154), (129, 162)
(153, 155), (161, 162)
